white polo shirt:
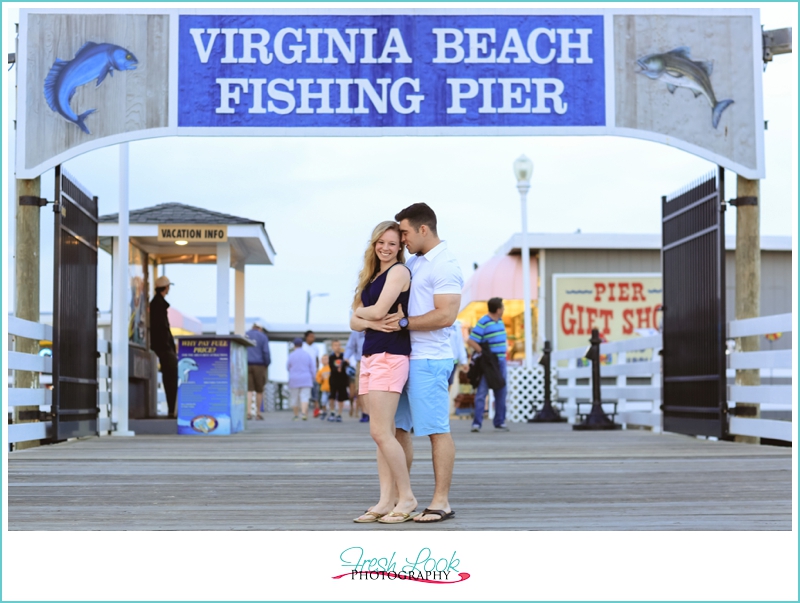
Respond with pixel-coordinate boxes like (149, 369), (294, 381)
(302, 342), (318, 368)
(406, 241), (464, 360)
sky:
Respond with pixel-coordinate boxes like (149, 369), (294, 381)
(3, 3), (797, 328)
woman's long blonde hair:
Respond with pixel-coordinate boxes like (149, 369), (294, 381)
(352, 221), (405, 310)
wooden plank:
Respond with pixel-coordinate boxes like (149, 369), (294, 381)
(8, 316), (53, 341)
(621, 411), (662, 428)
(552, 346), (588, 361)
(729, 350), (792, 370)
(728, 385), (792, 406)
(6, 412), (792, 531)
(7, 352), (52, 373)
(559, 361), (659, 379)
(24, 14), (170, 171)
(98, 365), (110, 379)
(8, 421), (51, 444)
(8, 388), (51, 408)
(97, 339), (111, 354)
(554, 335), (661, 361)
(728, 417), (792, 442)
(601, 335), (662, 354)
(557, 366), (592, 379)
(559, 385), (660, 400)
(728, 313), (792, 338)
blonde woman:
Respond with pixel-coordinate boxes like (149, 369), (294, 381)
(349, 221), (417, 524)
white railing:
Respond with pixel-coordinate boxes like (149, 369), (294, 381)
(727, 313), (792, 443)
(7, 317), (54, 444)
(552, 335), (662, 430)
(8, 316), (112, 445)
(550, 312), (793, 442)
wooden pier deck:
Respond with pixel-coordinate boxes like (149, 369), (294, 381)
(7, 411), (792, 530)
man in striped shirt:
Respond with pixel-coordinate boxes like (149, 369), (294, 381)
(467, 297), (509, 432)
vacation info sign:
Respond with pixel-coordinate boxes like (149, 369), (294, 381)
(17, 9), (763, 179)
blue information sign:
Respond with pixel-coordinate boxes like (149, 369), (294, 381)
(178, 14), (605, 129)
(176, 337), (247, 435)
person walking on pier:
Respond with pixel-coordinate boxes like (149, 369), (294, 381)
(287, 337), (315, 421)
(246, 322), (271, 421)
(350, 220), (416, 524)
(467, 297), (509, 432)
(302, 330), (320, 409)
(327, 340), (350, 422)
(345, 329), (367, 421)
(315, 354), (331, 419)
(394, 203), (463, 524)
(150, 275), (178, 418)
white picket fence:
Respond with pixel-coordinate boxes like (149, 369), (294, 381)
(727, 313), (793, 442)
(7, 316), (112, 446)
(551, 313), (793, 442)
(552, 335), (663, 430)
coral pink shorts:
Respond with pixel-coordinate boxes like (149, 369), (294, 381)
(358, 352), (409, 395)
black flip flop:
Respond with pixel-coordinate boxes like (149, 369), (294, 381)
(413, 508), (455, 523)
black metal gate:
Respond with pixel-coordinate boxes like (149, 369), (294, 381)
(52, 166), (99, 441)
(661, 169), (727, 438)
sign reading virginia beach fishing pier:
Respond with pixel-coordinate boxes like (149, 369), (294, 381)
(17, 9), (764, 179)
(177, 15), (604, 128)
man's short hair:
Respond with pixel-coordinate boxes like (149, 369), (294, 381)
(488, 297), (504, 313)
(155, 286), (167, 294)
(304, 330), (314, 338)
(395, 202), (438, 235)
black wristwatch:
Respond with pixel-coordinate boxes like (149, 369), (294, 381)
(399, 317), (409, 330)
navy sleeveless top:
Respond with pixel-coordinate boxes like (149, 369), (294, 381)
(361, 263), (411, 357)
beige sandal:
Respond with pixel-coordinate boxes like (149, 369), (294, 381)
(377, 512), (417, 524)
(354, 510), (386, 523)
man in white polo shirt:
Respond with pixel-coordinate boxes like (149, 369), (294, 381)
(393, 202), (463, 524)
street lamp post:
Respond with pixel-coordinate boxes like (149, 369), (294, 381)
(305, 290), (329, 324)
(514, 155), (535, 370)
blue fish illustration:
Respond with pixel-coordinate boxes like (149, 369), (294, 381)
(44, 41), (138, 134)
(636, 47), (733, 129)
(178, 357), (199, 387)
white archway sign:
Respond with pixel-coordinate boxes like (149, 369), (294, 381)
(14, 7), (766, 436)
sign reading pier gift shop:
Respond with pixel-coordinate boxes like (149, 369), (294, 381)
(17, 9), (764, 179)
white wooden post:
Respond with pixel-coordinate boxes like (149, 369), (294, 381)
(216, 242), (231, 335)
(617, 351), (627, 429)
(234, 262), (245, 335)
(651, 344), (663, 433)
(519, 187), (534, 369)
(537, 249), (546, 353)
(566, 357), (577, 423)
(111, 143), (134, 436)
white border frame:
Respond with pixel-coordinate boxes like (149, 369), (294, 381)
(16, 7), (765, 179)
(551, 271), (661, 352)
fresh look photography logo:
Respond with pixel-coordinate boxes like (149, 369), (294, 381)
(332, 547), (470, 584)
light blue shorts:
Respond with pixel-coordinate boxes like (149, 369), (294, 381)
(395, 358), (452, 437)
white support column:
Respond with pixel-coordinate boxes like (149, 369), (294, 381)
(216, 242), (231, 335)
(566, 357), (577, 424)
(112, 143), (134, 436)
(537, 249), (546, 353)
(234, 262), (245, 335)
(617, 351), (627, 429)
(519, 184), (534, 370)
